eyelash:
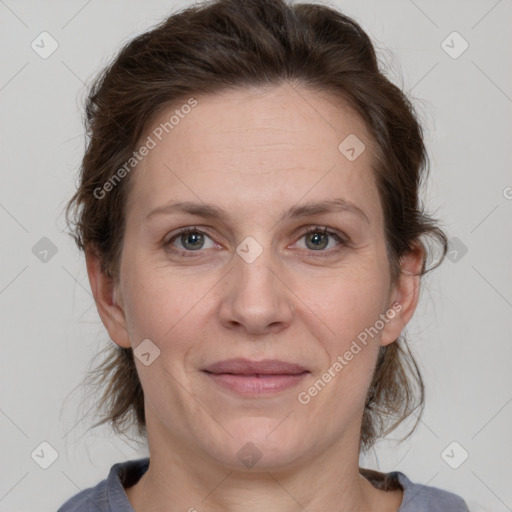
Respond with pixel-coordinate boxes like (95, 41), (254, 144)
(164, 225), (349, 258)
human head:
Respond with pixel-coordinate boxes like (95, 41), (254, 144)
(65, 0), (447, 455)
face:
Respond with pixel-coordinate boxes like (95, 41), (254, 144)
(89, 83), (420, 471)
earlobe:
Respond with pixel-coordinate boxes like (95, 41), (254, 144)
(85, 246), (131, 349)
(380, 243), (425, 347)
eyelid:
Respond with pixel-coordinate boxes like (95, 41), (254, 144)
(164, 225), (350, 257)
(293, 226), (349, 253)
(164, 226), (217, 252)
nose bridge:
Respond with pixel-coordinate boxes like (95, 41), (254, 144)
(234, 234), (281, 305)
(237, 247), (276, 294)
(219, 234), (294, 332)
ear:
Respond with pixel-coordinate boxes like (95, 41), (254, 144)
(85, 246), (131, 349)
(380, 242), (425, 346)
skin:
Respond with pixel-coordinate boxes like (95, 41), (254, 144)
(86, 83), (423, 512)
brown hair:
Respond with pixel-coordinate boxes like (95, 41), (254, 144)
(65, 0), (447, 454)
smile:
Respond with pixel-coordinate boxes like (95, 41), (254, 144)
(203, 371), (310, 395)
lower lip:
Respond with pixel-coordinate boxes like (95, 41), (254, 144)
(204, 372), (309, 395)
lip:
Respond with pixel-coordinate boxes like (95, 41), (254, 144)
(202, 358), (310, 396)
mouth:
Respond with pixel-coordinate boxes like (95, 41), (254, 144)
(202, 358), (310, 395)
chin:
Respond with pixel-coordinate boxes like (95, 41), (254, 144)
(201, 417), (307, 471)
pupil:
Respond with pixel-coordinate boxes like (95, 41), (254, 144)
(180, 231), (328, 251)
(183, 232), (203, 250)
(307, 232), (327, 250)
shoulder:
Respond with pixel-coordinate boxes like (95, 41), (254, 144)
(56, 477), (109, 512)
(57, 458), (150, 512)
(394, 472), (470, 512)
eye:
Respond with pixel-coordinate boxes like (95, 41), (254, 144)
(295, 226), (347, 253)
(165, 227), (217, 255)
(164, 225), (348, 258)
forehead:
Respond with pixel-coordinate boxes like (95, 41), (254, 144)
(126, 83), (380, 224)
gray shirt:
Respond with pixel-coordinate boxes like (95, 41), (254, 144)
(57, 458), (470, 511)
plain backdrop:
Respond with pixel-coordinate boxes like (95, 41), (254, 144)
(0, 1), (511, 511)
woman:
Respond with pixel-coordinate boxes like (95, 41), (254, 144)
(59, 0), (469, 510)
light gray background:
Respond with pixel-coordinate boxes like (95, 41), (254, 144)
(1, 1), (511, 511)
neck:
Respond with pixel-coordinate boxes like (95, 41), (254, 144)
(125, 410), (402, 512)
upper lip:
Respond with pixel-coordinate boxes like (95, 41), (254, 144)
(203, 358), (309, 375)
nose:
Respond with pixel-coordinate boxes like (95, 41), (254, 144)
(218, 242), (295, 335)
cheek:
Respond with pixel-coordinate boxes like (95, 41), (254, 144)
(120, 267), (214, 412)
(121, 259), (217, 355)
(293, 257), (389, 399)
(297, 258), (390, 345)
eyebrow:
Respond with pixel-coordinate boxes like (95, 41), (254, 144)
(145, 198), (370, 225)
